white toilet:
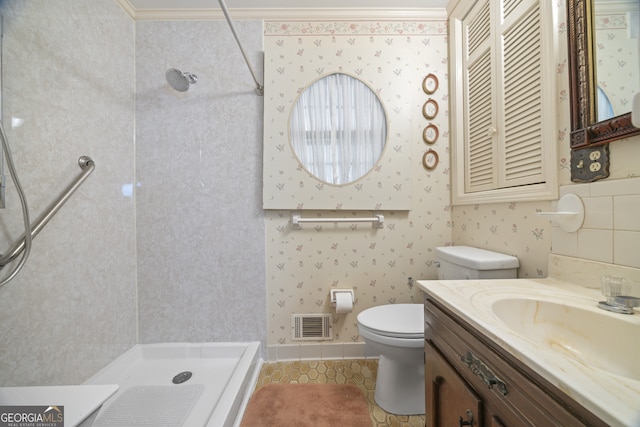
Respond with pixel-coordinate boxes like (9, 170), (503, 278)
(357, 245), (519, 415)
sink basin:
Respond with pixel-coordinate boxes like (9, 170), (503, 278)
(492, 298), (640, 381)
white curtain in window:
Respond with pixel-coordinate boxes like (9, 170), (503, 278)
(289, 73), (387, 185)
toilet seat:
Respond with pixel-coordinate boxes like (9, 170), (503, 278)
(357, 304), (424, 339)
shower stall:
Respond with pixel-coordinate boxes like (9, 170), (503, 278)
(165, 0), (263, 95)
(0, 9), (266, 427)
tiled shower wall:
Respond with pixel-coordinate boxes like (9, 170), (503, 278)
(0, 0), (137, 386)
(0, 3), (268, 386)
(135, 20), (267, 347)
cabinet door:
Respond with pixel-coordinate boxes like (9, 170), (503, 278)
(449, 0), (558, 204)
(465, 0), (549, 191)
(426, 341), (482, 427)
(462, 0), (496, 193)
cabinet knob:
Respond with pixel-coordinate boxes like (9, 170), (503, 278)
(459, 409), (474, 426)
(488, 126), (497, 136)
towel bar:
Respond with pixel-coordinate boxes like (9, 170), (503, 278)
(291, 212), (384, 230)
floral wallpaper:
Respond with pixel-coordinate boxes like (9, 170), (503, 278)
(264, 19), (452, 352)
(261, 11), (571, 354)
(262, 0), (640, 359)
(263, 21), (449, 210)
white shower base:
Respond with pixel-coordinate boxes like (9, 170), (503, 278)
(83, 342), (261, 427)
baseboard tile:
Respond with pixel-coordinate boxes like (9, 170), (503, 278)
(267, 342), (370, 362)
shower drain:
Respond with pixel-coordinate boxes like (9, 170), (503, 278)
(172, 371), (193, 384)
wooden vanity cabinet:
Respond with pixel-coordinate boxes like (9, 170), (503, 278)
(426, 340), (484, 426)
(424, 295), (608, 427)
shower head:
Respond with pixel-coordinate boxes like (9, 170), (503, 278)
(165, 68), (198, 92)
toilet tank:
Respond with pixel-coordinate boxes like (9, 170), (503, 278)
(435, 246), (519, 280)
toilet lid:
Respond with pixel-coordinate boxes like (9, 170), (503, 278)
(357, 304), (424, 339)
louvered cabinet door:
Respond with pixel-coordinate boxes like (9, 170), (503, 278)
(462, 0), (497, 193)
(449, 0), (557, 204)
(497, 0), (546, 188)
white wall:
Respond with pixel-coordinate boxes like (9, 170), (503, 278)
(0, 0), (137, 386)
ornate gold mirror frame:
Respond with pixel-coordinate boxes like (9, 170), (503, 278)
(567, 0), (640, 150)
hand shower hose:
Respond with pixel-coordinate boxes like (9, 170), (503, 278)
(0, 119), (31, 288)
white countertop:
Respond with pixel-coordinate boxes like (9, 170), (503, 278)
(417, 277), (640, 427)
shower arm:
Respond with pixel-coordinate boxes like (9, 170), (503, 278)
(218, 0), (264, 96)
(0, 156), (95, 267)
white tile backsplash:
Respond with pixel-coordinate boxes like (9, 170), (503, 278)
(555, 177), (640, 269)
(589, 176), (640, 197)
(582, 197), (613, 229)
(549, 254), (640, 288)
(551, 226), (579, 256)
(614, 195), (640, 231)
(614, 231), (640, 267)
(577, 229), (614, 263)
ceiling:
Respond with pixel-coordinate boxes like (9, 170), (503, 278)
(116, 0), (450, 20)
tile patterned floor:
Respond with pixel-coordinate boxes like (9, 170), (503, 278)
(251, 359), (426, 427)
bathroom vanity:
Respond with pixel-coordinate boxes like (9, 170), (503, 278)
(418, 277), (640, 427)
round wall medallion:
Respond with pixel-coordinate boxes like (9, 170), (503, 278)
(422, 124), (439, 144)
(422, 99), (439, 120)
(422, 73), (439, 94)
(422, 149), (439, 170)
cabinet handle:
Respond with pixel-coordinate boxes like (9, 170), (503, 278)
(459, 409), (474, 426)
(461, 350), (509, 396)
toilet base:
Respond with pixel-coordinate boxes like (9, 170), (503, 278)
(374, 354), (425, 415)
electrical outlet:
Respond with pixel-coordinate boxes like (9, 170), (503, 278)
(570, 145), (610, 182)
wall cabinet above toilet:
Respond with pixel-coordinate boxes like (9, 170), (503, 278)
(447, 0), (558, 205)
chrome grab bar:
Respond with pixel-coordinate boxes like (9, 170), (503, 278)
(0, 156), (95, 267)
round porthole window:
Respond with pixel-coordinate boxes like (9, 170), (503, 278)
(289, 73), (388, 185)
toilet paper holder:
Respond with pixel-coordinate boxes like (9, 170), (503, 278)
(330, 289), (354, 306)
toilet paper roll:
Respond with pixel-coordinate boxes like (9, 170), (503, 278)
(335, 292), (353, 314)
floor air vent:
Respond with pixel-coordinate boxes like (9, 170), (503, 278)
(291, 314), (333, 341)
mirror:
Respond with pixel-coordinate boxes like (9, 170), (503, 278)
(567, 0), (640, 149)
(593, 1), (639, 121)
(289, 73), (387, 186)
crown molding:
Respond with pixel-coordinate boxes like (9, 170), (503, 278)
(114, 1), (446, 21)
